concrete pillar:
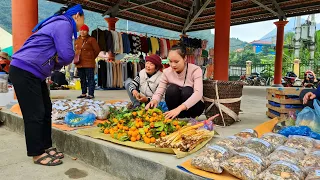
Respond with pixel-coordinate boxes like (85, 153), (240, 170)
(105, 18), (119, 60)
(12, 0), (38, 52)
(273, 20), (288, 86)
(105, 17), (119, 31)
(293, 59), (300, 77)
(246, 61), (252, 76)
(213, 0), (231, 81)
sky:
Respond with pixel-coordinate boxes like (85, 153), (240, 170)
(211, 14), (320, 43)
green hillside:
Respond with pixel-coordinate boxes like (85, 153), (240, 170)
(0, 0), (247, 51)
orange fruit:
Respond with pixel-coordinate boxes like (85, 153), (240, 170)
(113, 127), (118, 131)
(160, 131), (166, 137)
(149, 117), (154, 122)
(150, 137), (156, 143)
(131, 137), (137, 142)
(130, 126), (137, 131)
(145, 116), (149, 121)
(132, 131), (138, 137)
(139, 121), (144, 127)
(152, 113), (157, 117)
(137, 135), (141, 140)
(104, 128), (110, 134)
(150, 123), (155, 128)
(144, 137), (151, 144)
(144, 128), (149, 133)
(132, 112), (137, 117)
(128, 131), (133, 136)
(123, 126), (129, 131)
(166, 119), (172, 123)
(176, 125), (181, 130)
(173, 121), (178, 126)
(146, 132), (152, 138)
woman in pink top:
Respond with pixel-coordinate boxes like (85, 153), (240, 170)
(146, 44), (204, 119)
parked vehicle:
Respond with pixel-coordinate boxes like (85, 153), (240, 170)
(302, 70), (320, 88)
(282, 72), (302, 87)
(238, 74), (254, 86)
(238, 73), (266, 86)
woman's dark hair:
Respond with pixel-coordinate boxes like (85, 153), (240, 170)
(55, 3), (83, 16)
(170, 42), (187, 59)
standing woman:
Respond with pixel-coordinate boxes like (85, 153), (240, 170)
(75, 24), (100, 99)
(146, 44), (205, 119)
(9, 3), (84, 166)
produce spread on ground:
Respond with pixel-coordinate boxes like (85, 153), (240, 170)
(185, 114), (320, 180)
(97, 105), (214, 152)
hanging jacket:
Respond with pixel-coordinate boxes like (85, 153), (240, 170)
(11, 15), (75, 81)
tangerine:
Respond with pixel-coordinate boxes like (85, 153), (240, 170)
(150, 137), (156, 143)
(131, 137), (137, 142)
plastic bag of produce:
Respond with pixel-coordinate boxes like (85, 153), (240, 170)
(216, 136), (245, 150)
(261, 132), (287, 148)
(305, 168), (320, 180)
(301, 150), (320, 171)
(222, 152), (267, 180)
(234, 129), (258, 140)
(64, 112), (96, 127)
(236, 138), (274, 157)
(284, 135), (315, 154)
(258, 160), (305, 180)
(296, 100), (320, 133)
(96, 104), (110, 120)
(267, 145), (304, 165)
(191, 145), (234, 173)
(273, 111), (296, 133)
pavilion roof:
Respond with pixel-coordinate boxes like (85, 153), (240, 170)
(48, 0), (320, 32)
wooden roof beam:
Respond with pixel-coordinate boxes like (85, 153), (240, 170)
(250, 0), (280, 18)
(272, 0), (286, 20)
(102, 0), (127, 17)
(182, 0), (211, 34)
(119, 0), (162, 12)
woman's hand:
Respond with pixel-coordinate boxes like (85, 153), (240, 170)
(137, 94), (148, 103)
(132, 90), (139, 99)
(164, 105), (186, 119)
(145, 100), (158, 110)
(303, 92), (316, 104)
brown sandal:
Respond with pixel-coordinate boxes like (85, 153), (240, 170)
(45, 147), (64, 159)
(34, 154), (63, 166)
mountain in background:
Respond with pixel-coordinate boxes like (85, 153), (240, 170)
(0, 0), (247, 51)
(260, 17), (320, 41)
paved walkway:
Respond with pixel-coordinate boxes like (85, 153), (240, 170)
(0, 127), (120, 180)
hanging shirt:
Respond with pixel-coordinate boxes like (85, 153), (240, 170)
(110, 30), (119, 53)
(150, 37), (159, 55)
(159, 38), (167, 59)
(122, 33), (131, 54)
(131, 35), (141, 54)
(166, 39), (171, 51)
(117, 32), (123, 54)
(147, 37), (152, 54)
(140, 36), (148, 54)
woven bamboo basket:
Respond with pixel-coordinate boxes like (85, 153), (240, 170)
(203, 80), (243, 126)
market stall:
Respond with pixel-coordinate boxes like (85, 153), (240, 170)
(178, 109), (320, 180)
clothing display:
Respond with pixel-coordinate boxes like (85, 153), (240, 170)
(91, 28), (182, 58)
(97, 59), (145, 89)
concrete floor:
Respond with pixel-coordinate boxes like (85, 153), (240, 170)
(0, 127), (120, 180)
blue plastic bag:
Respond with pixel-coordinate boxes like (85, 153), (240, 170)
(278, 126), (311, 137)
(296, 99), (320, 133)
(64, 112), (96, 127)
(158, 101), (169, 112)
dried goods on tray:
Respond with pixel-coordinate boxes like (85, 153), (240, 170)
(234, 129), (258, 140)
(215, 136), (245, 150)
(300, 150), (320, 171)
(284, 135), (315, 154)
(221, 152), (267, 180)
(235, 138), (274, 157)
(191, 145), (234, 173)
(305, 168), (320, 180)
(267, 145), (304, 165)
(261, 132), (287, 148)
(155, 123), (212, 152)
(258, 160), (305, 180)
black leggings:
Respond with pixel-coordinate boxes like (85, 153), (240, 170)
(9, 66), (52, 156)
(165, 84), (205, 118)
